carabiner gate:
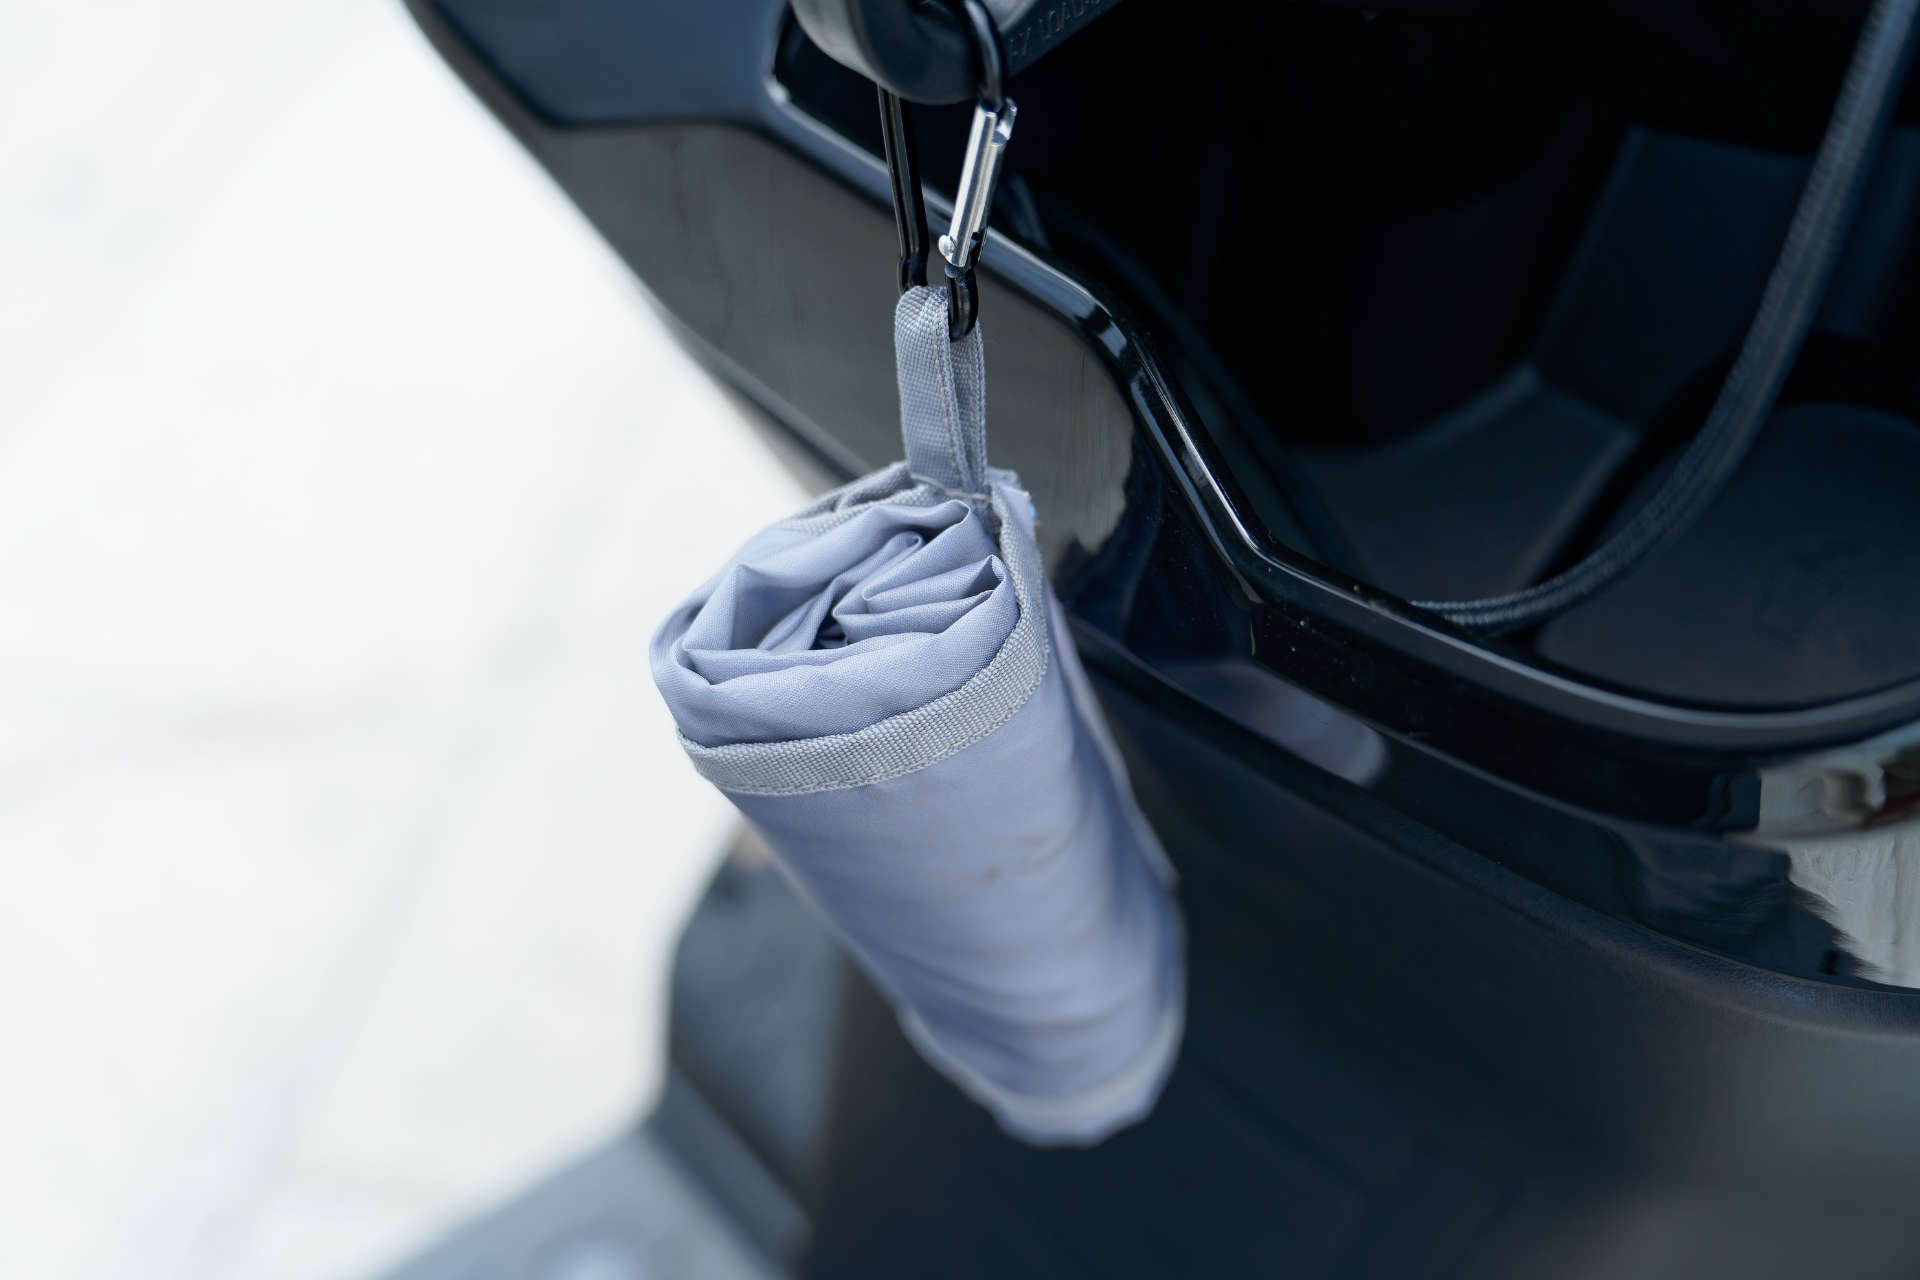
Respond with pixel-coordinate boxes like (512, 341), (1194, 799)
(938, 97), (1017, 341)
(876, 0), (1016, 341)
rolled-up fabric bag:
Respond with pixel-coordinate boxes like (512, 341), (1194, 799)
(652, 285), (1183, 1145)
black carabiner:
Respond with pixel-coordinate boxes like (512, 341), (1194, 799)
(940, 0), (1008, 339)
(877, 0), (1014, 340)
(877, 86), (930, 295)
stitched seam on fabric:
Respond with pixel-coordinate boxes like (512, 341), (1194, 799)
(956, 330), (987, 485)
(898, 287), (987, 496)
(904, 473), (991, 504)
(679, 644), (1042, 795)
(939, 327), (966, 487)
(774, 463), (933, 537)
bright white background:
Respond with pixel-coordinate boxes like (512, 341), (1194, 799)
(0, 1), (803, 1275)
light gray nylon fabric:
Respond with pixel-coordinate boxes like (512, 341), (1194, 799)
(650, 285), (1184, 1145)
(668, 480), (1047, 794)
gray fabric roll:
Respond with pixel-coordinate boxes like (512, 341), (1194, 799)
(650, 287), (1184, 1144)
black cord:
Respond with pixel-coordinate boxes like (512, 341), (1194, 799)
(1416, 0), (1920, 634)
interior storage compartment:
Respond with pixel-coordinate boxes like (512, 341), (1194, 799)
(777, 0), (1920, 709)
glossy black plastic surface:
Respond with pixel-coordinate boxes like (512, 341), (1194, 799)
(803, 661), (1920, 1278)
(409, 0), (1920, 966)
(637, 661), (1920, 1278)
(406, 0), (1920, 1272)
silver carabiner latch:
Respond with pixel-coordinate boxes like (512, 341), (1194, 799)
(939, 98), (1018, 285)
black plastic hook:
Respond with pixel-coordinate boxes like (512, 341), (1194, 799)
(877, 86), (930, 294)
(952, 0), (1006, 111)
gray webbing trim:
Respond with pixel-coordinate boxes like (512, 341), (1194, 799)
(896, 285), (989, 498)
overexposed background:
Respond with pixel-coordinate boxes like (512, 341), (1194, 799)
(0, 1), (804, 1275)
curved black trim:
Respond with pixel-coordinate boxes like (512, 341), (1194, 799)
(744, 61), (1920, 759)
(413, 0), (1920, 825)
